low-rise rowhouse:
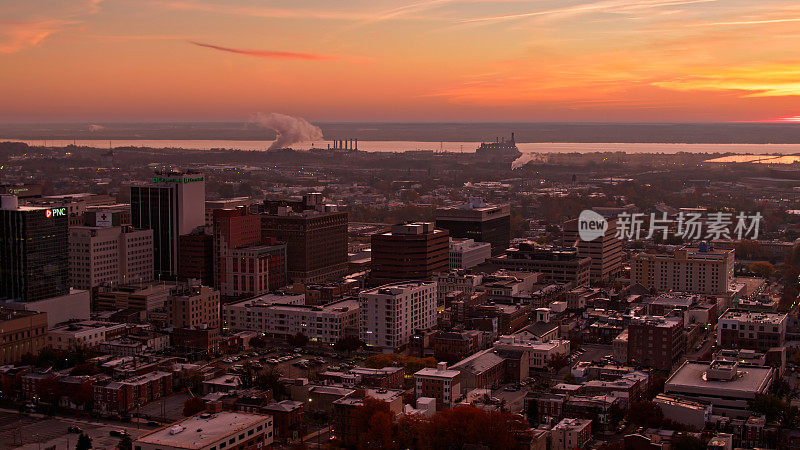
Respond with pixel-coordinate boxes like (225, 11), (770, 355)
(414, 362), (462, 409)
(93, 370), (172, 416)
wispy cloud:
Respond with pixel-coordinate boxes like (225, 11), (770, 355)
(189, 41), (333, 60)
(0, 19), (77, 53)
(459, 0), (717, 24)
(699, 17), (800, 26)
(0, 0), (104, 53)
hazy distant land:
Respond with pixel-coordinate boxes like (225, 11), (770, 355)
(3, 122), (800, 144)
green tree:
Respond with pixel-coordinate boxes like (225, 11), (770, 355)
(76, 433), (92, 450)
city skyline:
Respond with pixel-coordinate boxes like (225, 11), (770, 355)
(4, 0), (800, 123)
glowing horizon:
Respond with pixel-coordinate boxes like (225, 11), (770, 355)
(4, 0), (800, 123)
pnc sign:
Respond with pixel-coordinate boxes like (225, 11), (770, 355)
(45, 207), (67, 218)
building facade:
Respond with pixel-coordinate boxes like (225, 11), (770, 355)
(130, 171), (205, 279)
(1, 196), (69, 302)
(718, 310), (787, 352)
(563, 217), (622, 282)
(627, 316), (686, 371)
(435, 198), (511, 255)
(359, 281), (437, 350)
(449, 238), (492, 270)
(491, 243), (591, 286)
(370, 223), (449, 285)
(0, 310), (48, 365)
(630, 245), (734, 294)
(69, 225), (154, 290)
(223, 298), (359, 344)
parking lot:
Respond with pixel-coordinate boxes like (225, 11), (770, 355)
(0, 410), (151, 450)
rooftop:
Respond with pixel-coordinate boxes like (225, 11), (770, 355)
(135, 412), (269, 449)
(719, 310), (787, 324)
(665, 361), (773, 395)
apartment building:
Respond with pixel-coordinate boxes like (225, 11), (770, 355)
(359, 281), (437, 351)
(630, 244), (734, 294)
(223, 297), (359, 344)
(717, 310), (787, 352)
(627, 316), (686, 371)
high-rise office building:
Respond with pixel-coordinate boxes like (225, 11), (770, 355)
(435, 198), (510, 255)
(261, 195), (348, 284)
(563, 217), (622, 283)
(69, 224), (154, 290)
(214, 208), (287, 296)
(369, 222), (449, 285)
(177, 230), (214, 286)
(491, 242), (592, 286)
(130, 170), (205, 279)
(0, 195), (69, 302)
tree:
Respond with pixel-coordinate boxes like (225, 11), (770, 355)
(288, 332), (308, 348)
(333, 335), (364, 355)
(183, 396), (205, 417)
(70, 363), (99, 376)
(749, 261), (775, 278)
(627, 401), (664, 428)
(563, 373), (577, 384)
(118, 434), (133, 450)
(76, 433), (92, 450)
(255, 369), (289, 400)
(670, 433), (702, 450)
(249, 335), (267, 349)
(548, 353), (570, 372)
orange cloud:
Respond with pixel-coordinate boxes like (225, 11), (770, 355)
(189, 41), (333, 60)
(0, 20), (75, 53)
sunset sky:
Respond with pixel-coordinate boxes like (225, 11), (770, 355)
(3, 0), (800, 122)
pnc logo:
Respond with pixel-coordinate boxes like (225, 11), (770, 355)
(45, 208), (66, 218)
(578, 210), (608, 242)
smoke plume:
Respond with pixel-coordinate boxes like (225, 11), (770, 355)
(511, 152), (543, 169)
(250, 112), (323, 150)
(88, 124), (105, 132)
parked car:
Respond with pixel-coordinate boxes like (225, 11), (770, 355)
(109, 430), (129, 437)
(68, 425), (83, 434)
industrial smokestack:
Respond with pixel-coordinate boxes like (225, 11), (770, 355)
(355, 138), (358, 150)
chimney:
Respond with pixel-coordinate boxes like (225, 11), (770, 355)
(437, 362), (448, 371)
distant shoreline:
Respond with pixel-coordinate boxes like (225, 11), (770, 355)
(5, 139), (800, 156)
(3, 122), (800, 144)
